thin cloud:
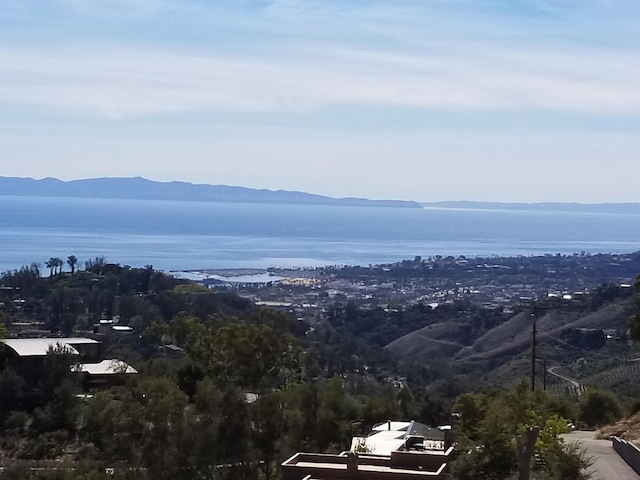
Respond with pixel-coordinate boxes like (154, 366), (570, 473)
(51, 0), (173, 17)
(1, 41), (640, 117)
(2, 1), (640, 117)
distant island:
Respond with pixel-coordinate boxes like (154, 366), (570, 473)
(3, 177), (638, 213)
(0, 176), (421, 209)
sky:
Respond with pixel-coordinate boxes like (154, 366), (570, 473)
(1, 1), (640, 203)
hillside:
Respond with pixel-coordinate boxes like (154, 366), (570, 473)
(387, 300), (634, 361)
(0, 176), (421, 208)
(600, 412), (640, 444)
(383, 321), (465, 358)
(385, 297), (640, 394)
(459, 303), (631, 363)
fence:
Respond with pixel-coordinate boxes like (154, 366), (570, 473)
(612, 436), (640, 475)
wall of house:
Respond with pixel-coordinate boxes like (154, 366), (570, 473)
(281, 451), (450, 480)
(390, 449), (451, 471)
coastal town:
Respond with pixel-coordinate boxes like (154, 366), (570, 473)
(176, 250), (640, 325)
(2, 250), (640, 478)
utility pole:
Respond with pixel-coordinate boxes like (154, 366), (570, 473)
(530, 307), (537, 391)
(531, 303), (549, 392)
(529, 304), (548, 391)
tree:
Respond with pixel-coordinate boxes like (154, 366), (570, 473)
(138, 376), (190, 480)
(67, 255), (78, 274)
(396, 386), (415, 419)
(578, 390), (622, 428)
(452, 385), (590, 480)
(177, 317), (302, 392)
(45, 258), (55, 277)
(451, 420), (517, 480)
(55, 257), (64, 274)
(628, 274), (640, 341)
(81, 388), (146, 476)
(45, 257), (64, 276)
(453, 392), (489, 441)
(0, 367), (26, 424)
(534, 415), (593, 480)
(84, 256), (106, 275)
(250, 393), (284, 480)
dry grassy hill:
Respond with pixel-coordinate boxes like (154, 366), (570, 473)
(385, 298), (637, 389)
(384, 322), (465, 358)
(600, 412), (640, 444)
(455, 310), (545, 360)
(457, 303), (631, 363)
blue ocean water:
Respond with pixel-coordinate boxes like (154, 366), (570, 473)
(1, 195), (640, 273)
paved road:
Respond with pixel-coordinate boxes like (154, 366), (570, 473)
(547, 366), (581, 389)
(562, 430), (640, 480)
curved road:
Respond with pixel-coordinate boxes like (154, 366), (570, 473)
(547, 366), (582, 397)
(562, 431), (640, 480)
(547, 366), (581, 389)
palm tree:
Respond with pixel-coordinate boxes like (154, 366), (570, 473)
(46, 257), (64, 275)
(45, 258), (55, 277)
(67, 255), (78, 274)
(54, 257), (63, 275)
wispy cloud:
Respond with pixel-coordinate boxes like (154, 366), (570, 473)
(51, 0), (174, 17)
(1, 39), (640, 117)
(1, 1), (640, 117)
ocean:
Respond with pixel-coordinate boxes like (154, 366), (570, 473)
(1, 195), (640, 273)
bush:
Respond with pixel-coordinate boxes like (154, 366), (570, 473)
(578, 390), (623, 428)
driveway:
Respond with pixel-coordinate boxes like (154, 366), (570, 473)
(562, 430), (640, 480)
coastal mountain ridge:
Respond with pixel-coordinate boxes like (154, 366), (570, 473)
(0, 176), (420, 208)
(2, 176), (638, 212)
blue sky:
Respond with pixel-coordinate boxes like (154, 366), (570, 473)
(1, 0), (640, 202)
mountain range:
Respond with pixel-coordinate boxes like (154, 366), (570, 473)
(0, 176), (421, 208)
(2, 176), (638, 213)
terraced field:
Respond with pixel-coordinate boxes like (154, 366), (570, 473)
(582, 361), (640, 392)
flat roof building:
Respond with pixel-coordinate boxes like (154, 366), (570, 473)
(1, 337), (99, 357)
(0, 337), (136, 387)
(282, 421), (453, 480)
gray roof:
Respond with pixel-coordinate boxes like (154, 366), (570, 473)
(1, 337), (98, 357)
(371, 421), (445, 441)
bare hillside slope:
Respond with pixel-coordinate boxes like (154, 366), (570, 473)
(385, 300), (634, 370)
(385, 322), (465, 358)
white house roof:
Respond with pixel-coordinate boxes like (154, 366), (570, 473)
(372, 421), (411, 432)
(112, 325), (133, 332)
(74, 359), (137, 375)
(1, 337), (98, 357)
(368, 430), (406, 441)
(350, 436), (405, 456)
(350, 420), (447, 456)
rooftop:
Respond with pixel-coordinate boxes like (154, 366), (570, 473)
(356, 421), (447, 455)
(282, 450), (452, 480)
(73, 359), (137, 375)
(1, 337), (99, 357)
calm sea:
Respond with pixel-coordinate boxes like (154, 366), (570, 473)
(1, 195), (640, 273)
